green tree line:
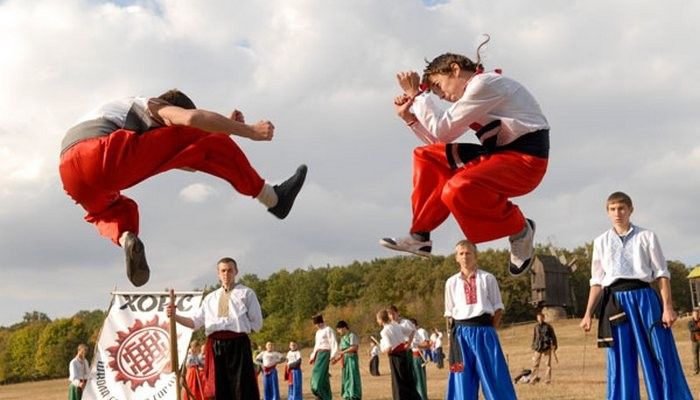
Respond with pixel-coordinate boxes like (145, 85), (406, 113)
(1, 246), (695, 384)
(0, 310), (104, 384)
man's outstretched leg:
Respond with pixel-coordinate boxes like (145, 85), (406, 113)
(257, 164), (308, 219)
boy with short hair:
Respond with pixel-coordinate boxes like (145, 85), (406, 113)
(579, 191), (692, 400)
(285, 341), (303, 400)
(377, 309), (421, 400)
(334, 320), (362, 400)
(310, 314), (338, 400)
(255, 342), (286, 400)
(68, 343), (90, 400)
(530, 312), (557, 384)
(444, 240), (516, 400)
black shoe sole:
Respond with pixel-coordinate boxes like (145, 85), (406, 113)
(124, 232), (150, 287)
(268, 164), (308, 219)
(509, 256), (536, 276)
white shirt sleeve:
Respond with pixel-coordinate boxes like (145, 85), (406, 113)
(246, 289), (263, 332)
(68, 358), (88, 386)
(648, 232), (671, 280)
(444, 276), (454, 318)
(408, 118), (439, 144)
(329, 328), (339, 358)
(349, 333), (360, 347)
(68, 359), (80, 385)
(379, 327), (392, 353)
(590, 238), (605, 286)
(191, 299), (206, 331)
(311, 330), (320, 360)
(486, 274), (504, 311)
(412, 77), (505, 143)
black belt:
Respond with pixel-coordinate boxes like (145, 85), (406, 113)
(448, 314), (494, 369)
(596, 279), (650, 348)
(454, 314), (493, 327)
(445, 129), (549, 170)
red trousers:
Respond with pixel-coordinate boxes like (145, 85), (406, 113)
(183, 366), (205, 400)
(59, 127), (265, 245)
(411, 144), (548, 243)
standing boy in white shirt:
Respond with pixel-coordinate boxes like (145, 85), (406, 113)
(444, 239), (516, 400)
(255, 341), (286, 400)
(579, 191), (692, 400)
(285, 341), (303, 400)
(377, 309), (421, 400)
(168, 257), (262, 399)
(68, 343), (90, 400)
(310, 314), (338, 400)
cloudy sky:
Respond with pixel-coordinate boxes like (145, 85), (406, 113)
(1, 0), (698, 326)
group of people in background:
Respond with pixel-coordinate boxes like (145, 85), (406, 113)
(73, 195), (698, 400)
(175, 311), (444, 400)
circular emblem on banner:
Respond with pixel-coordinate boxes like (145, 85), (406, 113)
(106, 315), (171, 389)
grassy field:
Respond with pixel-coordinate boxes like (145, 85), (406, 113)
(1, 318), (699, 399)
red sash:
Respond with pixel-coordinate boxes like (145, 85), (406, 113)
(262, 365), (276, 375)
(203, 331), (246, 399)
(390, 342), (409, 355)
(284, 364), (291, 384)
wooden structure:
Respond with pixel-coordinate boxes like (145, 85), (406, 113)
(530, 255), (571, 320)
(688, 266), (700, 309)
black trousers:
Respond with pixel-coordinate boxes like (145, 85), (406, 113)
(212, 335), (260, 399)
(369, 355), (380, 376)
(434, 347), (444, 369)
(388, 351), (420, 400)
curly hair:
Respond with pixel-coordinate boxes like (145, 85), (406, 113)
(421, 34), (491, 87)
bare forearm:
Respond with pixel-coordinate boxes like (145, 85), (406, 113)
(187, 110), (256, 138)
(584, 285), (603, 317)
(174, 315), (195, 329)
(493, 309), (503, 329)
(658, 277), (673, 309)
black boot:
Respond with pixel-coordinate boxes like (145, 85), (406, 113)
(123, 232), (150, 287)
(268, 164), (308, 219)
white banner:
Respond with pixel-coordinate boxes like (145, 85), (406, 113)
(83, 291), (203, 400)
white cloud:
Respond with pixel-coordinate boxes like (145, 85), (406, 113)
(179, 182), (217, 203)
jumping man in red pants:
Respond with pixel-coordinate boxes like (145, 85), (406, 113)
(59, 90), (307, 286)
(380, 37), (549, 276)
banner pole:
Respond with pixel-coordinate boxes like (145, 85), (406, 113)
(89, 285), (117, 370)
(169, 288), (181, 400)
